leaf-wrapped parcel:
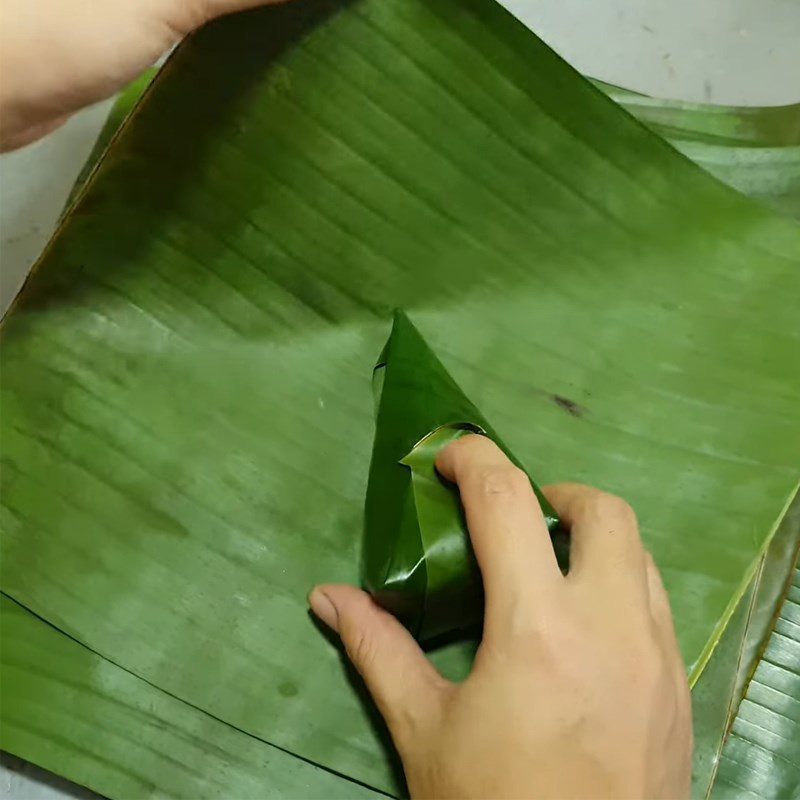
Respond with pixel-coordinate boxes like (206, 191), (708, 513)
(363, 311), (561, 640)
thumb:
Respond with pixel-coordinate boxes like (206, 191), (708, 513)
(309, 584), (448, 743)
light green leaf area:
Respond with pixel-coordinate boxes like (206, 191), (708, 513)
(0, 595), (378, 800)
(1, 0), (799, 796)
(595, 80), (800, 219)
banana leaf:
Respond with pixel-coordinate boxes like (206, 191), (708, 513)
(364, 310), (560, 640)
(594, 81), (800, 221)
(592, 80), (800, 146)
(64, 68), (159, 212)
(6, 74), (799, 800)
(0, 595), (375, 800)
(67, 70), (800, 236)
(693, 490), (799, 795)
(1, 0), (800, 797)
(713, 562), (800, 799)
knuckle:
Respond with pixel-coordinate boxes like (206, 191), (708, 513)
(389, 694), (435, 743)
(474, 465), (530, 499)
(591, 491), (638, 530)
(449, 432), (489, 459)
(345, 628), (378, 673)
(634, 627), (665, 674)
(161, 1), (209, 37)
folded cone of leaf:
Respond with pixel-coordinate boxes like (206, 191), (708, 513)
(1, 0), (798, 798)
(364, 310), (560, 640)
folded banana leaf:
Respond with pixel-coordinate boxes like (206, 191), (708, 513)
(693, 488), (799, 794)
(714, 561), (800, 800)
(64, 68), (159, 212)
(594, 81), (800, 221)
(364, 310), (560, 640)
(2, 0), (800, 797)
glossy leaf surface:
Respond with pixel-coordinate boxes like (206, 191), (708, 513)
(66, 68), (159, 210)
(0, 595), (376, 800)
(692, 488), (799, 797)
(596, 80), (800, 220)
(1, 0), (800, 794)
(712, 530), (800, 798)
(364, 310), (558, 639)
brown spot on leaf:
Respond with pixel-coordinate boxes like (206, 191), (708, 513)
(278, 681), (299, 698)
(551, 394), (586, 418)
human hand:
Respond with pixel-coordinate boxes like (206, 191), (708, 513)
(0, 0), (283, 151)
(310, 435), (692, 799)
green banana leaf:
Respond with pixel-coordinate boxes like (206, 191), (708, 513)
(364, 310), (559, 640)
(0, 594), (376, 800)
(7, 72), (798, 800)
(594, 80), (800, 221)
(713, 562), (800, 799)
(69, 70), (800, 232)
(65, 68), (159, 211)
(693, 490), (799, 796)
(2, 0), (800, 797)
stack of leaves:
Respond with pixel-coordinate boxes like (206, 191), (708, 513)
(1, 0), (798, 797)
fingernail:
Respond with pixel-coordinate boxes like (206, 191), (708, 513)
(309, 587), (339, 632)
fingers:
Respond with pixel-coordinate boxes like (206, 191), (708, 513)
(435, 435), (562, 633)
(643, 552), (691, 747)
(0, 115), (70, 154)
(309, 584), (448, 747)
(644, 553), (685, 679)
(192, 0), (288, 27)
(644, 552), (674, 632)
(544, 483), (647, 597)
